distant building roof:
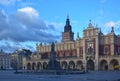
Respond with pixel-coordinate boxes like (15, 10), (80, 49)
(12, 48), (32, 57)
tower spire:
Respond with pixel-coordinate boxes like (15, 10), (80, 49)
(62, 15), (74, 42)
(99, 27), (103, 35)
(99, 27), (102, 33)
(64, 14), (72, 32)
(67, 14), (69, 19)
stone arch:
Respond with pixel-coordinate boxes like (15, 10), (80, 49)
(68, 61), (75, 70)
(27, 63), (31, 70)
(61, 61), (67, 70)
(86, 56), (89, 60)
(32, 62), (36, 70)
(43, 62), (47, 70)
(87, 59), (94, 70)
(99, 60), (108, 70)
(110, 59), (119, 70)
(37, 62), (42, 70)
(90, 56), (94, 60)
(1, 66), (3, 70)
(76, 60), (83, 70)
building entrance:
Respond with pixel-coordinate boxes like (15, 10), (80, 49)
(1, 66), (3, 70)
(87, 59), (94, 70)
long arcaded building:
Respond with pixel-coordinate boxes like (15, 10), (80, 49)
(23, 16), (120, 71)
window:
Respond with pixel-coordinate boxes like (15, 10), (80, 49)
(104, 46), (109, 54)
(87, 43), (94, 54)
(86, 38), (95, 54)
(118, 47), (120, 53)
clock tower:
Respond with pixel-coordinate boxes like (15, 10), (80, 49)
(62, 15), (74, 42)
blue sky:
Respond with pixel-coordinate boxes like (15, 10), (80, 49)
(0, 0), (120, 53)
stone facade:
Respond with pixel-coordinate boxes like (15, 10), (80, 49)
(10, 49), (32, 70)
(23, 17), (120, 71)
(0, 50), (11, 70)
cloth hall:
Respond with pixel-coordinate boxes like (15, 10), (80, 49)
(23, 16), (120, 71)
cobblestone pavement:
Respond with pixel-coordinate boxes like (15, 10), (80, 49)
(0, 70), (120, 81)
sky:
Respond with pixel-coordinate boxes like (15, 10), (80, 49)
(0, 0), (120, 53)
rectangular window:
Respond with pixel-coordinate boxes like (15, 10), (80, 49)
(118, 47), (120, 53)
(104, 46), (109, 54)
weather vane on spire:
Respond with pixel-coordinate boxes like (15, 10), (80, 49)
(67, 14), (69, 19)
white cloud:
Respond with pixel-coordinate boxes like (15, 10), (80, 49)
(105, 21), (115, 27)
(0, 40), (36, 53)
(18, 7), (39, 17)
(115, 20), (120, 29)
(105, 20), (120, 29)
(44, 21), (64, 36)
(0, 0), (20, 6)
(104, 20), (120, 34)
(48, 22), (64, 29)
(0, 7), (61, 52)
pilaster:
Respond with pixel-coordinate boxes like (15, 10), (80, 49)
(83, 38), (87, 71)
(95, 36), (99, 70)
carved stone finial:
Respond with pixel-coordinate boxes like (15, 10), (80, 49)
(40, 42), (42, 46)
(111, 26), (114, 32)
(77, 32), (79, 38)
(88, 19), (93, 28)
(1, 49), (3, 52)
(36, 43), (38, 46)
(44, 43), (46, 45)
